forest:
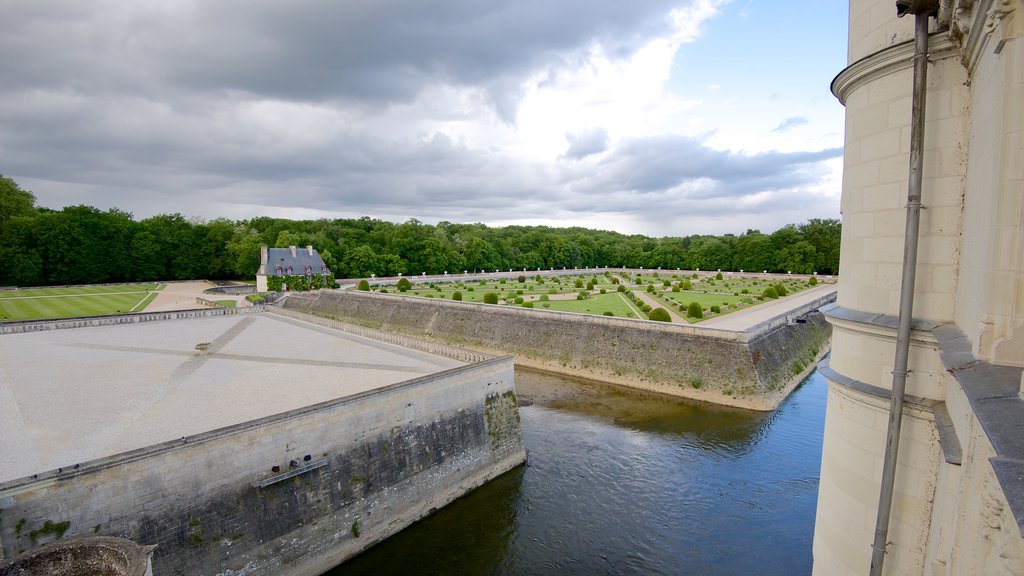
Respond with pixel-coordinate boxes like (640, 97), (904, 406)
(0, 175), (840, 287)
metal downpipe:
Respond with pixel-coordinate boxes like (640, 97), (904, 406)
(868, 7), (935, 576)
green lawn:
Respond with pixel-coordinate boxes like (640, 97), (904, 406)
(0, 284), (162, 321)
(367, 273), (821, 323)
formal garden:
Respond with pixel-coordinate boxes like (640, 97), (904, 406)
(358, 271), (822, 324)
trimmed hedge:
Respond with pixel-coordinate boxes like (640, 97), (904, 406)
(648, 307), (672, 322)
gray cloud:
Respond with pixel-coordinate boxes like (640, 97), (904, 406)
(564, 129), (609, 160)
(0, 1), (843, 237)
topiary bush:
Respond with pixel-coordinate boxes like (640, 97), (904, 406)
(397, 277), (412, 292)
(514, 296), (524, 304)
(716, 272), (723, 280)
(356, 279), (370, 291)
(687, 301), (703, 318)
(574, 278), (584, 288)
(641, 304), (652, 313)
(617, 284), (626, 292)
(539, 293), (549, 301)
(809, 276), (818, 286)
(646, 284), (656, 293)
(517, 275), (526, 283)
(452, 291), (463, 301)
(522, 301), (534, 308)
(484, 292), (499, 304)
(681, 280), (692, 290)
(710, 305), (721, 313)
(648, 307), (672, 322)
(774, 283), (788, 296)
(763, 287), (779, 299)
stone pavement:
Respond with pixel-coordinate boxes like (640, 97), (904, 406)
(696, 284), (838, 330)
(0, 313), (464, 483)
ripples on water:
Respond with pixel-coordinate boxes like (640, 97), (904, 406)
(330, 363), (828, 576)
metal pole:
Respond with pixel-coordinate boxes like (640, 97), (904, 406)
(868, 9), (933, 576)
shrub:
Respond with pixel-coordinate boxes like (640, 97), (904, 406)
(539, 293), (549, 301)
(692, 273), (698, 278)
(484, 292), (499, 304)
(687, 301), (703, 318)
(549, 287), (558, 294)
(716, 272), (723, 280)
(641, 304), (652, 313)
(514, 296), (524, 304)
(617, 284), (626, 292)
(380, 288), (388, 294)
(763, 287), (779, 299)
(603, 311), (614, 316)
(648, 307), (672, 322)
(356, 279), (370, 291)
(467, 286), (474, 291)
(397, 278), (412, 292)
(646, 284), (656, 293)
(672, 285), (680, 292)
(574, 278), (584, 288)
(577, 291), (590, 300)
(689, 376), (703, 389)
(518, 275), (526, 283)
(587, 281), (595, 290)
(809, 276), (818, 286)
(516, 289), (524, 294)
(741, 288), (749, 294)
(611, 277), (620, 284)
(710, 305), (721, 313)
(774, 283), (788, 296)
(600, 288), (606, 294)
(522, 301), (534, 308)
(500, 278), (507, 284)
(681, 280), (692, 290)
(452, 291), (463, 301)
(479, 279), (486, 285)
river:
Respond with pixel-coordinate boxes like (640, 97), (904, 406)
(328, 362), (827, 576)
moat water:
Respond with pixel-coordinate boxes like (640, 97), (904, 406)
(328, 363), (827, 576)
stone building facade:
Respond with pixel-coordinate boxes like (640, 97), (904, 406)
(814, 1), (1023, 574)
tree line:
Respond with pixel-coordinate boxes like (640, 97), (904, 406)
(0, 175), (840, 287)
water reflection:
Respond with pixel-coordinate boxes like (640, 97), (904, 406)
(331, 362), (826, 576)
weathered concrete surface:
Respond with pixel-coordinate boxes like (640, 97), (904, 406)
(0, 314), (465, 483)
(0, 537), (154, 576)
(283, 289), (833, 411)
(0, 313), (525, 575)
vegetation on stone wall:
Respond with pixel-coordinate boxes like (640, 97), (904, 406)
(0, 174), (840, 286)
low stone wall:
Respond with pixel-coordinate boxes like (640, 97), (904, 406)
(284, 290), (832, 410)
(0, 356), (524, 575)
(0, 307), (261, 335)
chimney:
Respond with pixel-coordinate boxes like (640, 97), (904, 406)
(307, 245), (314, 256)
(289, 246), (297, 257)
(257, 245), (268, 274)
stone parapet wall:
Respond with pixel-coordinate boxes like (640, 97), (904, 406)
(284, 290), (831, 411)
(0, 306), (262, 335)
(0, 356), (523, 575)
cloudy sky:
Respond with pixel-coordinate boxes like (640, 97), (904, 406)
(1, 0), (848, 237)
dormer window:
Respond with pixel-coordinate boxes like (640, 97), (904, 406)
(276, 266), (283, 275)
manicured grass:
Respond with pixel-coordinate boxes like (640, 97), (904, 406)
(366, 273), (821, 323)
(536, 293), (642, 319)
(0, 284), (162, 321)
(214, 299), (237, 308)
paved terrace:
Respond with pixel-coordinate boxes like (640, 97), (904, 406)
(0, 313), (466, 484)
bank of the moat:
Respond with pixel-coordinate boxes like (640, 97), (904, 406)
(329, 364), (828, 575)
(284, 288), (834, 411)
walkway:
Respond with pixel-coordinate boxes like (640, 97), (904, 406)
(696, 284), (837, 330)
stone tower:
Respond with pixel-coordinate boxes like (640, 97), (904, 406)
(814, 1), (1023, 574)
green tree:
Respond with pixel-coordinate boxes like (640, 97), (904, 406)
(0, 175), (36, 229)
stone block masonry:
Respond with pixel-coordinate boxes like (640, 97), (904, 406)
(0, 354), (524, 575)
(284, 290), (833, 411)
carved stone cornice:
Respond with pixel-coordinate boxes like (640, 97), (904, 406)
(949, 0), (1018, 71)
(831, 33), (959, 105)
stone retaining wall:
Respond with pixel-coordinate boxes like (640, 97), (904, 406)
(0, 356), (523, 575)
(284, 290), (832, 410)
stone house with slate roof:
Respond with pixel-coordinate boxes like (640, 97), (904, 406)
(256, 245), (331, 292)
